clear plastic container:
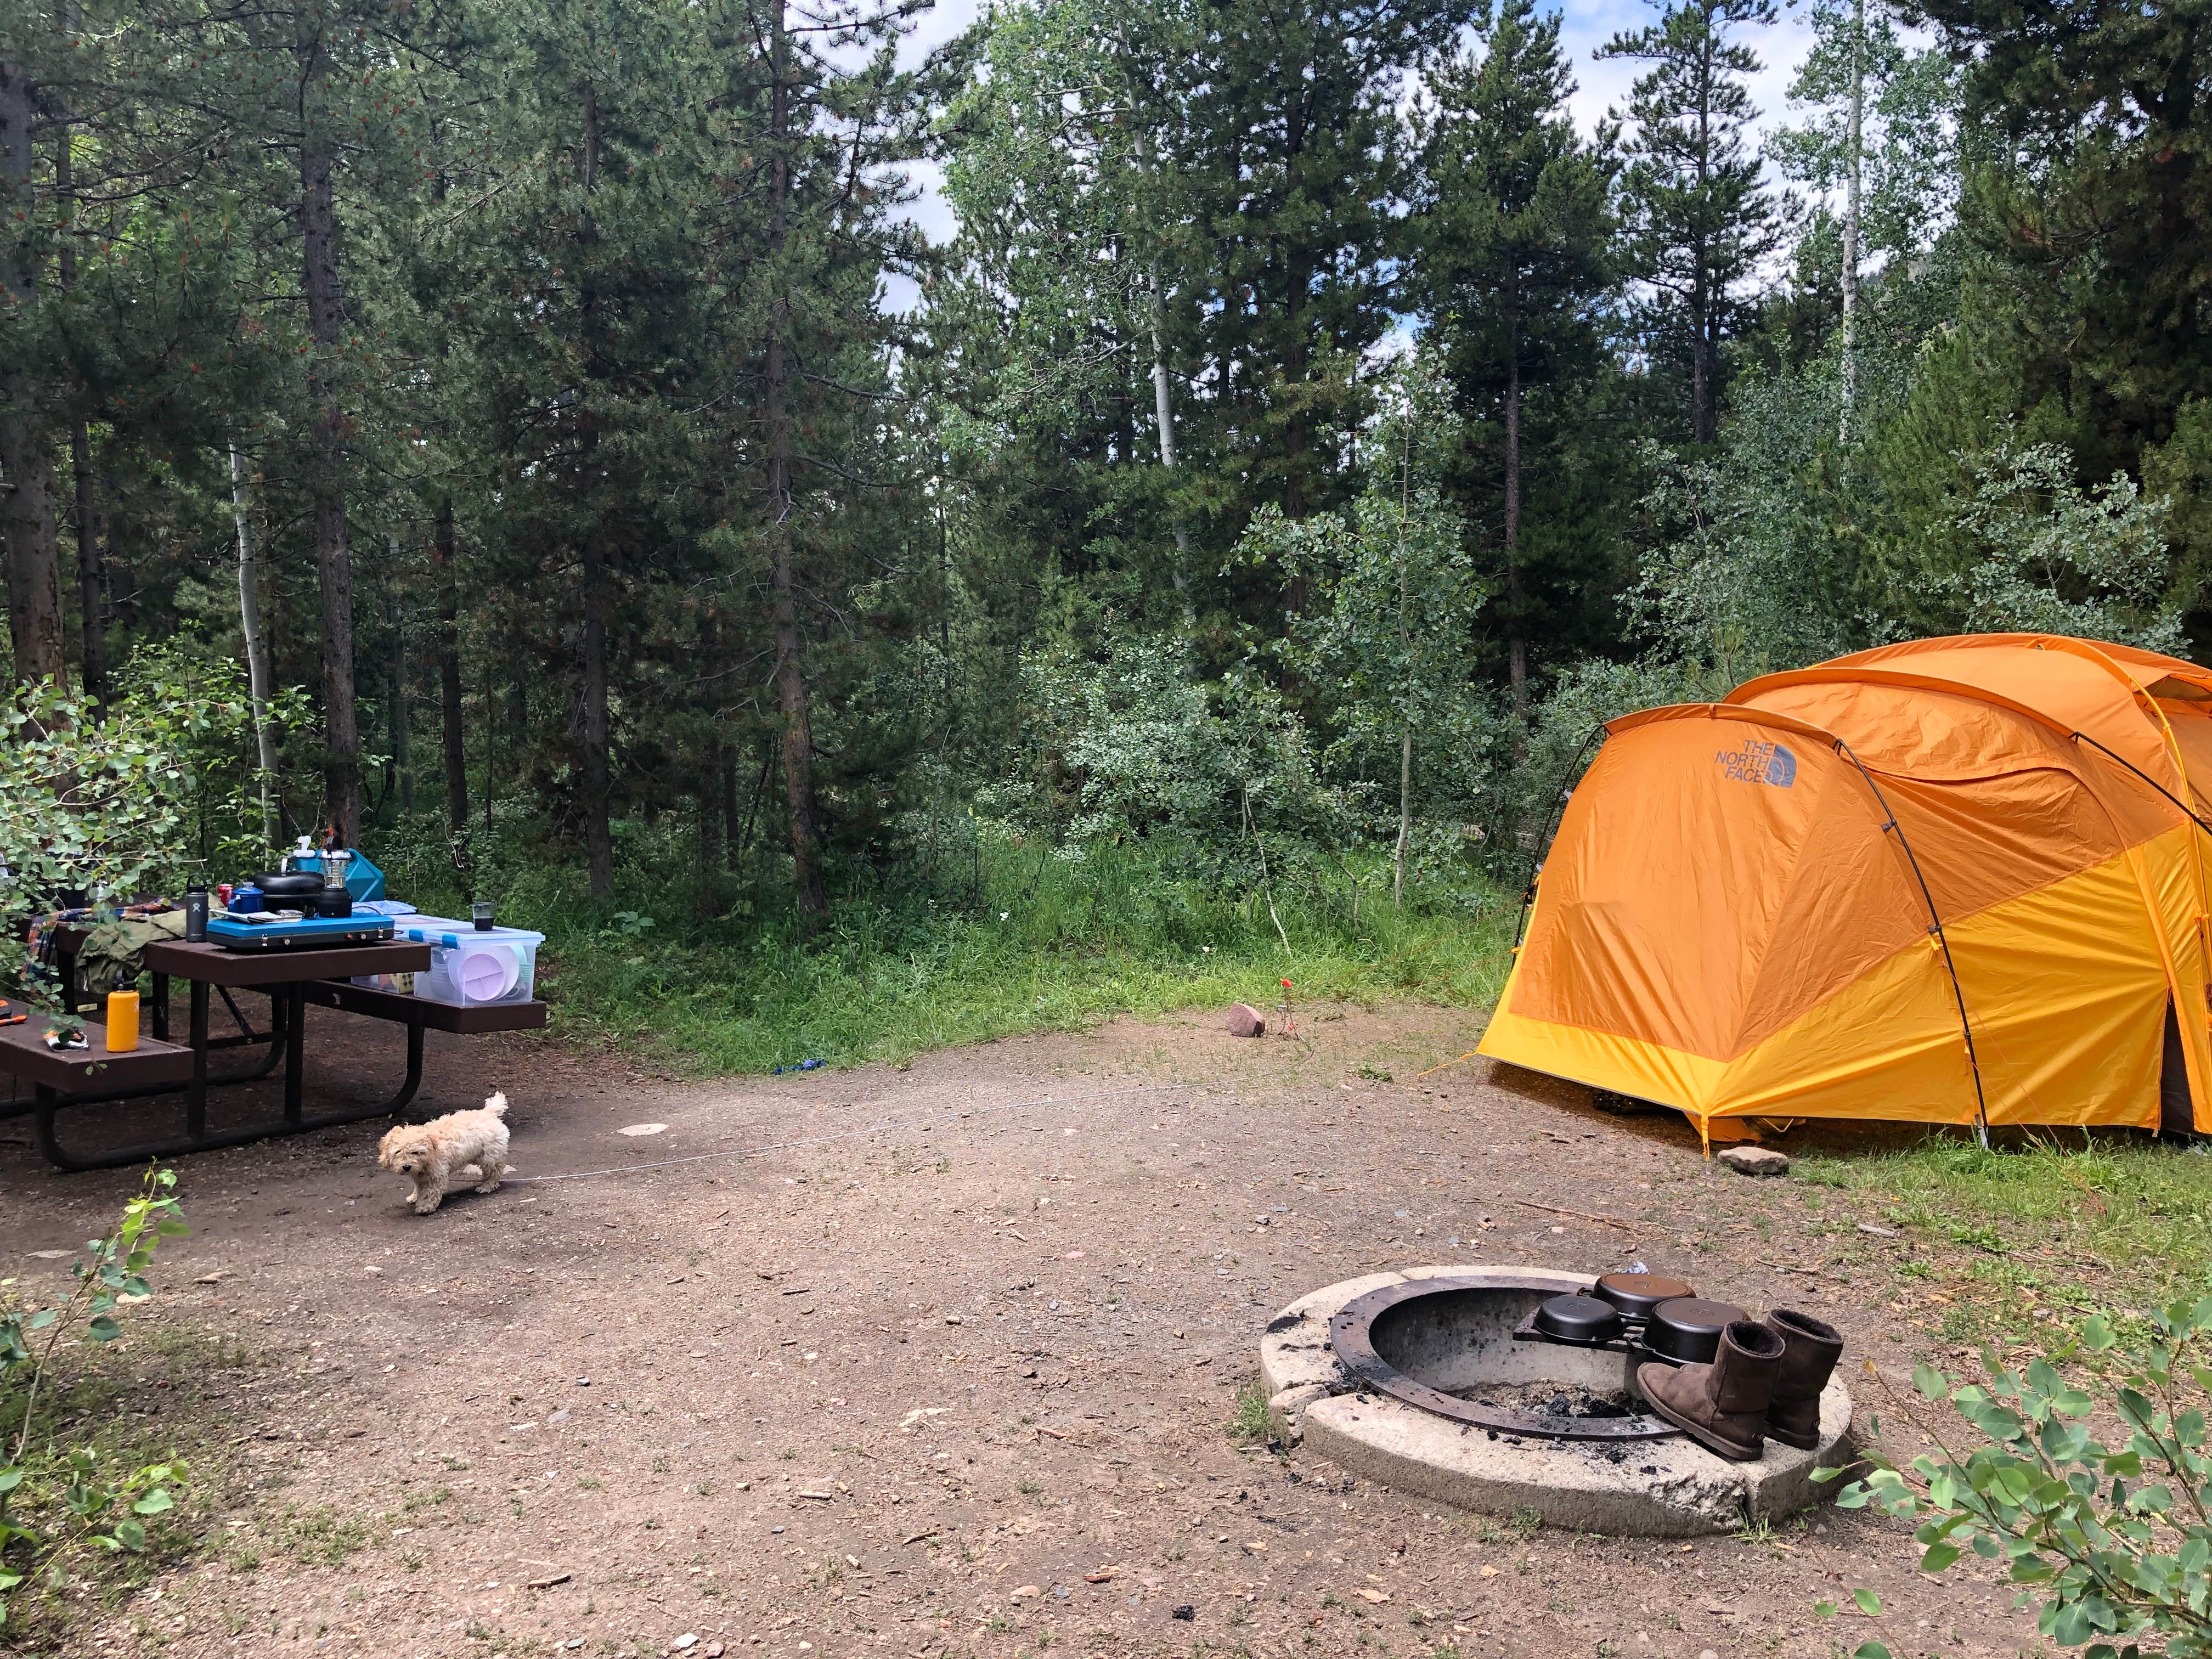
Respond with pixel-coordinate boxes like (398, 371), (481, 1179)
(387, 916), (544, 1007)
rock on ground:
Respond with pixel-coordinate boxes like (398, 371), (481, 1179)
(1719, 1144), (1791, 1177)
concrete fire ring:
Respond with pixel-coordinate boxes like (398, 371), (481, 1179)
(1259, 1266), (1852, 1537)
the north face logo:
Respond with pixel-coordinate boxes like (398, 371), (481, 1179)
(1716, 738), (1796, 787)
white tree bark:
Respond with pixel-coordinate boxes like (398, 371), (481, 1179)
(1839, 0), (1864, 443)
(230, 442), (280, 849)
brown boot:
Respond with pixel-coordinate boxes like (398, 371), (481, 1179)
(1762, 1308), (1843, 1450)
(1636, 1321), (1784, 1462)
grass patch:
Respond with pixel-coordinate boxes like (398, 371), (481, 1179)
(1795, 1131), (2212, 1345)
(382, 833), (1516, 1077)
(0, 1318), (256, 1641)
(1228, 1378), (1277, 1447)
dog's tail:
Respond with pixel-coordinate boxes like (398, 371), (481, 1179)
(484, 1090), (510, 1119)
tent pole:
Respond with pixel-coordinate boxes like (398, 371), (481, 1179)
(1513, 724), (1607, 952)
(2069, 730), (2212, 835)
(1832, 738), (1993, 1144)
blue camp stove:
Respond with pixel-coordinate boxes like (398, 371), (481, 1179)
(207, 912), (397, 953)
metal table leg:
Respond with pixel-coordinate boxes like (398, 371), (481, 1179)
(385, 1023), (426, 1117)
(187, 980), (208, 1141)
(29, 979), (438, 1172)
(283, 983), (306, 1127)
(151, 973), (170, 1042)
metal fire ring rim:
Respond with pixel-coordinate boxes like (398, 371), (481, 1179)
(1328, 1274), (1681, 1443)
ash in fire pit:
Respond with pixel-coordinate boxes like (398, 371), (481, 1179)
(1460, 1381), (1637, 1420)
(1260, 1266), (1853, 1537)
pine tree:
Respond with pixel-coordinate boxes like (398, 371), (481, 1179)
(939, 0), (1197, 620)
(1768, 0), (1960, 437)
(1413, 0), (1613, 723)
(1180, 0), (1458, 522)
(0, 49), (66, 692)
(1599, 0), (1775, 444)
(701, 0), (933, 919)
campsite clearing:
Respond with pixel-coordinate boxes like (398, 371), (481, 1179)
(0, 1000), (2188, 1656)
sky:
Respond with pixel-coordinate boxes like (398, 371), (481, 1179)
(879, 0), (1824, 269)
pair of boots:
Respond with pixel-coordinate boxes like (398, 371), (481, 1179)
(1637, 1310), (1841, 1462)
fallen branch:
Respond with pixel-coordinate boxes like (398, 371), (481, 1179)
(1511, 1198), (1637, 1232)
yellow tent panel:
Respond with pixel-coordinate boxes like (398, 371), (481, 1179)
(1479, 635), (2212, 1139)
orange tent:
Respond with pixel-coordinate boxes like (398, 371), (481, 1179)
(1478, 635), (2212, 1142)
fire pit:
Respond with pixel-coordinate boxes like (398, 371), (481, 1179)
(1259, 1266), (1852, 1536)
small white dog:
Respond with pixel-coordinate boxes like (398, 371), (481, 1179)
(378, 1091), (512, 1215)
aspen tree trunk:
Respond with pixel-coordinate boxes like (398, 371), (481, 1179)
(1149, 272), (1193, 594)
(577, 80), (614, 900)
(230, 443), (281, 849)
(68, 426), (102, 710)
(1503, 279), (1527, 733)
(1838, 0), (1864, 443)
(1393, 408), (1413, 911)
(765, 0), (828, 923)
(580, 535), (613, 897)
(385, 534), (412, 814)
(297, 21), (359, 843)
(1136, 132), (1193, 608)
(52, 74), (104, 713)
(1690, 59), (1717, 445)
(435, 499), (468, 834)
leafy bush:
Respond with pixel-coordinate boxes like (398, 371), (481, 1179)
(0, 1169), (191, 1626)
(1947, 441), (2189, 653)
(999, 640), (1353, 883)
(0, 651), (311, 1005)
(1822, 1299), (2212, 1658)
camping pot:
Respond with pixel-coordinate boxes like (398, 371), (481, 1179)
(1532, 1294), (1623, 1346)
(1644, 1297), (1748, 1364)
(257, 872), (325, 900)
(1593, 1273), (1697, 1321)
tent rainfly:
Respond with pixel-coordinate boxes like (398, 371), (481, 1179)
(1477, 635), (2212, 1143)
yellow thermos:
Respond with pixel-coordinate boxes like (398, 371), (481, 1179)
(104, 984), (140, 1053)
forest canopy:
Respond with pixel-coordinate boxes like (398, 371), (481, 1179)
(1, 0), (2208, 941)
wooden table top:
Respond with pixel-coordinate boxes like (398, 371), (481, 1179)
(142, 939), (432, 988)
(0, 1004), (195, 1091)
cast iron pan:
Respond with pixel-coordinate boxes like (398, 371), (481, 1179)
(1645, 1297), (1747, 1364)
(1593, 1273), (1697, 1320)
(1532, 1293), (1624, 1346)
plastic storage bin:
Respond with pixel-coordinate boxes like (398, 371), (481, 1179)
(387, 916), (543, 1007)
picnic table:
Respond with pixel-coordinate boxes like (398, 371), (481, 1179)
(0, 939), (546, 1171)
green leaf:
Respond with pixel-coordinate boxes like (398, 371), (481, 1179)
(1914, 1362), (1949, 1401)
(1920, 1542), (1961, 1572)
(1814, 1600), (1837, 1617)
(1853, 1588), (1882, 1616)
(1850, 1644), (1892, 1659)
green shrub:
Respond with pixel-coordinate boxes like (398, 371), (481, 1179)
(1821, 1299), (2212, 1657)
(0, 1169), (192, 1626)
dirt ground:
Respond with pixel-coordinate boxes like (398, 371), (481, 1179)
(0, 998), (2045, 1659)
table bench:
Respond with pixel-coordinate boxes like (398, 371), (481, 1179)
(1, 940), (548, 1171)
